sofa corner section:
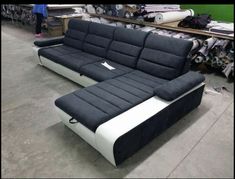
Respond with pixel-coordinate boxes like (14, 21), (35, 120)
(95, 82), (205, 166)
(32, 46), (43, 65)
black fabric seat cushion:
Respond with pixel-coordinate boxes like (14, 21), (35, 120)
(38, 45), (102, 72)
(120, 70), (168, 90)
(51, 51), (103, 73)
(79, 60), (134, 82)
(137, 33), (193, 80)
(38, 45), (81, 61)
(55, 70), (168, 132)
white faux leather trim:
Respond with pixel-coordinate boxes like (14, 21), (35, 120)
(40, 56), (97, 87)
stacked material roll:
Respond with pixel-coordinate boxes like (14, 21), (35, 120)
(96, 7), (105, 14)
(201, 37), (217, 56)
(86, 4), (96, 14)
(144, 4), (181, 12)
(138, 26), (156, 32)
(191, 39), (203, 52)
(154, 9), (194, 24)
(90, 17), (101, 23)
(100, 17), (111, 24)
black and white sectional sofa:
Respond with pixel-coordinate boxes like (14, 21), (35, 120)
(33, 19), (205, 166)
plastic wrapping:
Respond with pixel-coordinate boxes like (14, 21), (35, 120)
(154, 9), (194, 24)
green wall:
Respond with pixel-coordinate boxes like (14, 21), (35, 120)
(181, 4), (234, 22)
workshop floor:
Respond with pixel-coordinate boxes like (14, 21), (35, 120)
(1, 20), (234, 178)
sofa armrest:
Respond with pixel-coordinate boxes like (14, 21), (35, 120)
(154, 71), (205, 101)
(34, 36), (64, 47)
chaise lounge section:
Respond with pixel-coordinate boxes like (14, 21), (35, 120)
(33, 19), (205, 166)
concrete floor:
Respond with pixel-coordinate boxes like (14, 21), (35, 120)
(1, 21), (234, 178)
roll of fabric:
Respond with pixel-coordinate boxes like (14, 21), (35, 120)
(100, 17), (111, 24)
(108, 22), (117, 27)
(115, 4), (123, 10)
(125, 24), (134, 29)
(86, 5), (96, 14)
(198, 46), (208, 56)
(215, 57), (223, 67)
(144, 4), (181, 12)
(222, 62), (234, 78)
(124, 11), (133, 18)
(138, 26), (156, 32)
(81, 14), (91, 21)
(195, 55), (204, 63)
(191, 39), (203, 51)
(154, 9), (194, 24)
(204, 56), (211, 63)
(198, 37), (217, 56)
(96, 7), (105, 14)
(116, 22), (125, 27)
(212, 39), (229, 49)
(203, 37), (217, 49)
(90, 17), (101, 23)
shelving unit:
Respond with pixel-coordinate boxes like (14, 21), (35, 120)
(54, 14), (83, 33)
(89, 13), (234, 40)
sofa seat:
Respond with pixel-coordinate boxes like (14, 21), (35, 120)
(55, 70), (168, 132)
(39, 46), (103, 73)
(79, 60), (134, 82)
(38, 45), (80, 61)
(120, 70), (169, 89)
(50, 52), (103, 73)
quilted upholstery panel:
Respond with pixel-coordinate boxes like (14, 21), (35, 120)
(51, 51), (103, 72)
(83, 22), (115, 57)
(55, 70), (168, 132)
(120, 70), (168, 89)
(154, 71), (205, 101)
(38, 45), (81, 62)
(63, 19), (91, 50)
(137, 33), (193, 80)
(107, 27), (148, 68)
(79, 60), (133, 82)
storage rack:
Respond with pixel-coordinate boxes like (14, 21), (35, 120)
(89, 13), (234, 41)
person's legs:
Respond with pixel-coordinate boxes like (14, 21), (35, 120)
(35, 13), (43, 35)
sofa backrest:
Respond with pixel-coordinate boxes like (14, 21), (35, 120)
(106, 27), (148, 68)
(137, 33), (193, 80)
(83, 22), (115, 58)
(63, 19), (90, 50)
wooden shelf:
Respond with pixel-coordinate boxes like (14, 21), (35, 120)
(54, 14), (83, 33)
(89, 13), (234, 41)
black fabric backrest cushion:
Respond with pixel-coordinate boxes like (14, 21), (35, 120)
(107, 27), (148, 68)
(83, 22), (115, 57)
(137, 33), (193, 80)
(63, 19), (91, 50)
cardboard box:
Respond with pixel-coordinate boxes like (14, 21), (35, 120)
(47, 21), (63, 37)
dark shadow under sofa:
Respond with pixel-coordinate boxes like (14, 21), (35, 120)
(33, 19), (205, 166)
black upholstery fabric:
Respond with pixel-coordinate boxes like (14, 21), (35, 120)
(43, 20), (206, 166)
(34, 36), (64, 47)
(50, 51), (103, 72)
(137, 33), (193, 80)
(154, 71), (205, 101)
(55, 81), (151, 132)
(83, 22), (115, 57)
(38, 45), (81, 61)
(121, 70), (168, 90)
(55, 70), (168, 132)
(79, 60), (134, 82)
(114, 84), (205, 165)
(106, 28), (148, 68)
(63, 19), (91, 50)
